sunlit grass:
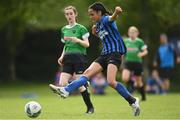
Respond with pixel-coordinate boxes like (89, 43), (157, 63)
(0, 83), (180, 119)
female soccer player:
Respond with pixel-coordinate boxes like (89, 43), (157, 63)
(50, 6), (94, 114)
(50, 3), (140, 116)
(122, 26), (148, 101)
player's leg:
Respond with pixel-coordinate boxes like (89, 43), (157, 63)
(107, 64), (135, 103)
(122, 62), (135, 93)
(163, 68), (173, 93)
(107, 63), (140, 116)
(163, 78), (170, 92)
(59, 62), (75, 86)
(49, 62), (103, 98)
(122, 69), (135, 93)
(59, 72), (72, 86)
(122, 69), (131, 82)
(75, 64), (94, 114)
(134, 75), (146, 101)
(133, 63), (146, 101)
(158, 68), (171, 93)
(64, 62), (103, 93)
(50, 65), (73, 95)
(78, 85), (94, 114)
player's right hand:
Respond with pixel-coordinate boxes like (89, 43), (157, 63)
(92, 25), (97, 36)
(115, 6), (122, 14)
(58, 57), (64, 66)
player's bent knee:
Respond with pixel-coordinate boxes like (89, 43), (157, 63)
(107, 80), (117, 88)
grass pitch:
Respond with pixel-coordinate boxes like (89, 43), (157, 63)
(0, 83), (180, 119)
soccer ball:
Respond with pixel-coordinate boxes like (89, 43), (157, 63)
(24, 101), (41, 118)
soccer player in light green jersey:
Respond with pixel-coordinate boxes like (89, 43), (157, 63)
(122, 26), (148, 101)
(50, 6), (94, 114)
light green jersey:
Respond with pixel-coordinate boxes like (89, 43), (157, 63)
(60, 23), (89, 55)
(124, 37), (147, 63)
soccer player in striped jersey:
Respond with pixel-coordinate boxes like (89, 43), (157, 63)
(122, 26), (148, 101)
(50, 6), (94, 114)
(50, 2), (140, 116)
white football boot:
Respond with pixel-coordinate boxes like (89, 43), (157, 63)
(131, 97), (140, 116)
(49, 84), (69, 98)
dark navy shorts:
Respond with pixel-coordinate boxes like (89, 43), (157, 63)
(62, 53), (87, 75)
(94, 52), (122, 70)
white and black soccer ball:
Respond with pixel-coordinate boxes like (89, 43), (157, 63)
(24, 101), (41, 118)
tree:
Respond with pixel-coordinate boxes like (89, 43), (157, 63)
(1, 0), (180, 81)
(0, 0), (90, 81)
(0, 0), (33, 81)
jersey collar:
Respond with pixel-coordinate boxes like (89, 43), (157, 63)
(66, 23), (77, 28)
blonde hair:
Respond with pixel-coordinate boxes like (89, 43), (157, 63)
(128, 26), (139, 34)
(64, 6), (78, 15)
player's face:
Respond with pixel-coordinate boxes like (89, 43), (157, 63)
(64, 9), (77, 23)
(160, 35), (167, 44)
(88, 9), (101, 22)
(128, 29), (138, 40)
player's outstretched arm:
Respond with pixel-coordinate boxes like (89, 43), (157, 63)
(109, 6), (122, 21)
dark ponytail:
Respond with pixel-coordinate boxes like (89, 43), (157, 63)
(89, 2), (111, 15)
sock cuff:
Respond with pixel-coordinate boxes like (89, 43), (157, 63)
(115, 82), (122, 89)
(81, 89), (88, 94)
(81, 76), (89, 80)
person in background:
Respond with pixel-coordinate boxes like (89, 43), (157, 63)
(122, 26), (148, 101)
(91, 72), (108, 95)
(153, 33), (180, 93)
(146, 69), (163, 94)
(50, 5), (94, 114)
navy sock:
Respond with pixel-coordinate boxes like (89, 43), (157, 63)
(65, 76), (88, 93)
(81, 90), (94, 110)
(137, 85), (146, 101)
(115, 82), (136, 104)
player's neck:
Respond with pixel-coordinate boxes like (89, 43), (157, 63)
(69, 21), (77, 27)
(130, 37), (136, 41)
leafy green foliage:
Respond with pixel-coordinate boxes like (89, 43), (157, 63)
(1, 0), (180, 81)
(150, 0), (180, 26)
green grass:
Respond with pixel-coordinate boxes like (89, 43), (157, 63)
(0, 83), (180, 119)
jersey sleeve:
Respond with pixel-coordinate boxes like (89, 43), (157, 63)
(80, 25), (89, 40)
(139, 39), (147, 50)
(102, 16), (114, 24)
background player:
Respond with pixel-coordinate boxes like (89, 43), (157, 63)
(153, 33), (180, 93)
(122, 26), (148, 101)
(51, 6), (94, 114)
